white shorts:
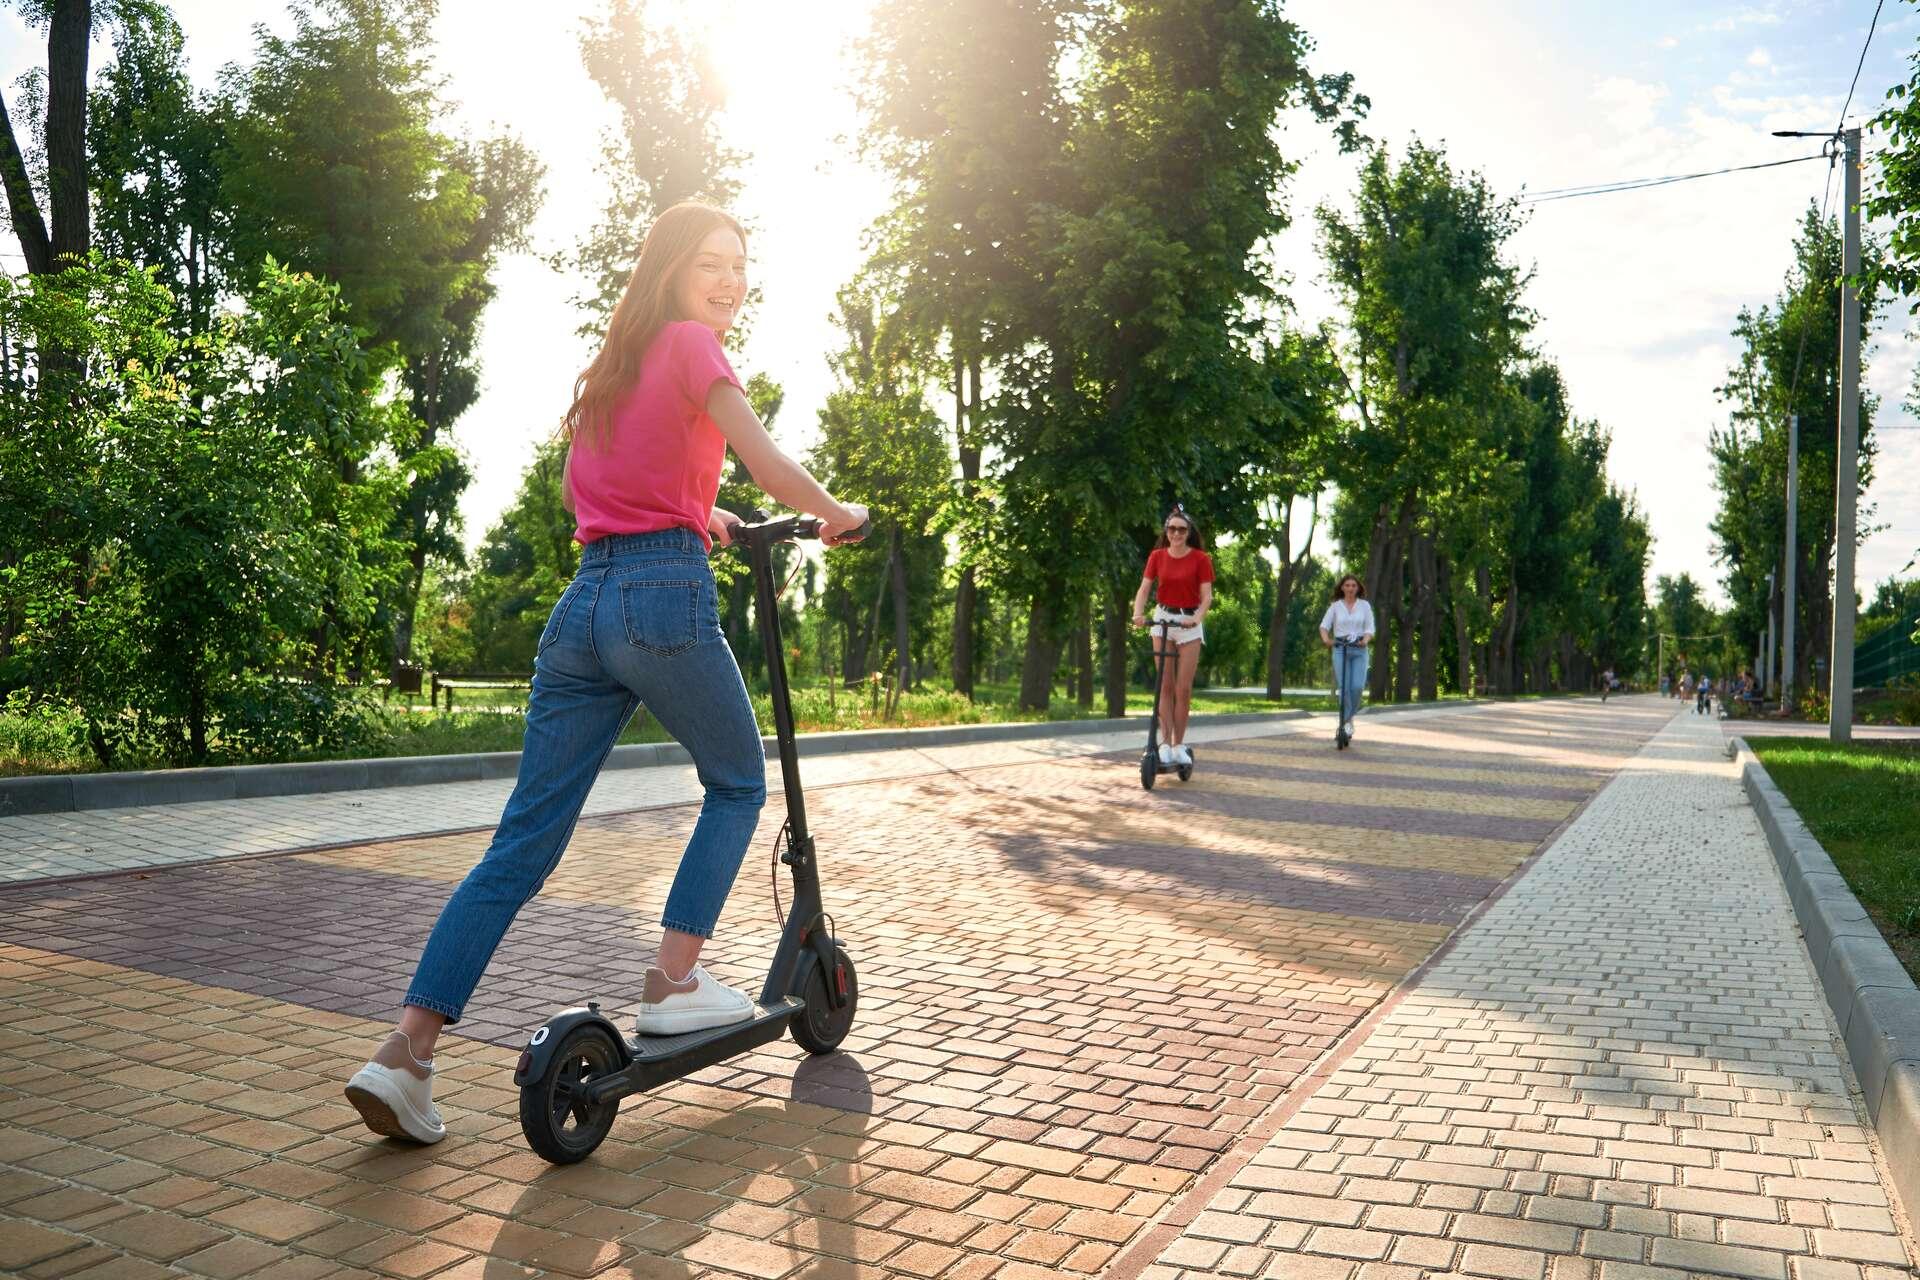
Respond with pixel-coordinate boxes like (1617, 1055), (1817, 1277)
(1152, 606), (1204, 647)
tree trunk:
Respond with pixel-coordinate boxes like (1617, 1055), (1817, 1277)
(1266, 496), (1316, 700)
(44, 0), (91, 265)
(889, 525), (910, 692)
(1105, 589), (1130, 719)
(1415, 533), (1439, 701)
(951, 566), (976, 696)
(950, 351), (982, 695)
(1075, 596), (1094, 708)
(1018, 594), (1065, 712)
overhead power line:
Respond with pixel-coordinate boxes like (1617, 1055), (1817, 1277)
(1520, 153), (1828, 205)
(1837, 0), (1888, 129)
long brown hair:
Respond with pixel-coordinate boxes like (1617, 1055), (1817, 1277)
(562, 201), (746, 452)
(1153, 505), (1206, 551)
(1330, 573), (1366, 602)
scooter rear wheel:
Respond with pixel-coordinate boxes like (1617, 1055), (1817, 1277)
(1140, 750), (1157, 791)
(792, 946), (858, 1055)
(1177, 750), (1193, 782)
(520, 1023), (621, 1164)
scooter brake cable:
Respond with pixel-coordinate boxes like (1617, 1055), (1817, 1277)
(770, 819), (790, 928)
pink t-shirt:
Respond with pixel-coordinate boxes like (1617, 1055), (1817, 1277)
(568, 320), (742, 549)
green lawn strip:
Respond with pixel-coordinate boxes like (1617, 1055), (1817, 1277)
(0, 683), (1337, 778)
(1748, 738), (1920, 983)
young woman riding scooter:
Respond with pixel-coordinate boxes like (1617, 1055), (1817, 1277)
(343, 202), (868, 1145)
(1131, 507), (1214, 767)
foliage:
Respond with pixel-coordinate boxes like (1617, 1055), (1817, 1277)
(1, 256), (406, 765)
(565, 0), (742, 331)
(1709, 203), (1883, 696)
(220, 0), (544, 666)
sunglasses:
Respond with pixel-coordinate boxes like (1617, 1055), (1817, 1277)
(1165, 524), (1190, 534)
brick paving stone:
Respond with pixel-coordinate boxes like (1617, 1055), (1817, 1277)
(0, 703), (1685, 1277)
(1141, 709), (1916, 1280)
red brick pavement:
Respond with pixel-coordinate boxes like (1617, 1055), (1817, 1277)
(0, 699), (1670, 1277)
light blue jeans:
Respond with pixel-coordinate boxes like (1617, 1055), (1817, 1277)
(1334, 641), (1370, 721)
(406, 528), (766, 1024)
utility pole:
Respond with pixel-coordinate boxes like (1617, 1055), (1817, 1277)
(1783, 414), (1798, 709)
(1829, 126), (1861, 744)
(1765, 569), (1777, 695)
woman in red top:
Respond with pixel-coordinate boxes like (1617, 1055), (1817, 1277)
(1130, 506), (1214, 766)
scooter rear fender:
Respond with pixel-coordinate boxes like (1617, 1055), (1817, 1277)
(513, 1005), (630, 1087)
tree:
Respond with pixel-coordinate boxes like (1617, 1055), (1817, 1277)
(1319, 138), (1529, 701)
(221, 0), (544, 667)
(856, 0), (1081, 698)
(565, 0), (741, 330)
(88, 5), (227, 336)
(0, 0), (95, 274)
(810, 285), (951, 697)
(1867, 11), (1920, 305)
(994, 0), (1366, 711)
(1709, 204), (1883, 697)
(2, 256), (404, 765)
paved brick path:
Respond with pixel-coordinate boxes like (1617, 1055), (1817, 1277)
(1128, 709), (1915, 1280)
(1, 712), (1476, 884)
(2, 697), (1902, 1278)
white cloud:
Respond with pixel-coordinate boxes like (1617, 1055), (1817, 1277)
(1746, 47), (1772, 70)
(1593, 76), (1671, 133)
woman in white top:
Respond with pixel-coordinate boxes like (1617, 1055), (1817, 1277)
(1319, 574), (1375, 738)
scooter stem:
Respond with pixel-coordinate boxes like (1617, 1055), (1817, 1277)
(743, 530), (826, 1003)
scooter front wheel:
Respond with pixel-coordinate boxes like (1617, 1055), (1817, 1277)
(792, 946), (858, 1055)
(520, 1023), (621, 1164)
(1140, 750), (1157, 791)
(1177, 748), (1194, 782)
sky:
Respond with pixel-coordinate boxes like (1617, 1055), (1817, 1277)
(2, 0), (1917, 607)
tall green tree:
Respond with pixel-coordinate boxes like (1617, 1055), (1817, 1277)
(991, 0), (1365, 710)
(810, 285), (952, 695)
(857, 0), (1081, 697)
(1319, 138), (1529, 701)
(565, 0), (741, 330)
(88, 5), (227, 336)
(221, 0), (545, 667)
(0, 0), (96, 274)
(1710, 204), (1883, 698)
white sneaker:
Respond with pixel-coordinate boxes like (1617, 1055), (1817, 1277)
(345, 1032), (446, 1144)
(1341, 720), (1354, 737)
(1157, 743), (1173, 766)
(636, 964), (756, 1036)
(1174, 744), (1193, 765)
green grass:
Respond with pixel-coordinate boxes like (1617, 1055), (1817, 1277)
(0, 680), (1335, 778)
(1749, 738), (1920, 983)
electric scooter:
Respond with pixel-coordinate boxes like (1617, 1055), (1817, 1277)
(513, 510), (867, 1165)
(1140, 617), (1194, 790)
(1332, 638), (1359, 750)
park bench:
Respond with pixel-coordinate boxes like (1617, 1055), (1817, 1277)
(431, 671), (531, 711)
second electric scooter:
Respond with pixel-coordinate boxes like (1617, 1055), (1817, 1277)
(1332, 637), (1359, 750)
(514, 511), (866, 1164)
(1140, 617), (1194, 790)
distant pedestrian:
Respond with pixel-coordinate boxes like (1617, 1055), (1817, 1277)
(1696, 675), (1713, 715)
(1660, 673), (1670, 697)
(1600, 666), (1615, 702)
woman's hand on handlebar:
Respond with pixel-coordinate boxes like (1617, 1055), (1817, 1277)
(818, 503), (870, 546)
(1132, 614), (1148, 628)
(707, 506), (742, 550)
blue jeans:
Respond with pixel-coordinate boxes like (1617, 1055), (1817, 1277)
(1334, 642), (1369, 720)
(406, 528), (767, 1024)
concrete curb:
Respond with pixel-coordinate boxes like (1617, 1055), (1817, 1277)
(1735, 737), (1920, 1218)
(0, 694), (1506, 818)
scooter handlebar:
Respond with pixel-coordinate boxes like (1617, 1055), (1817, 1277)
(734, 513), (872, 549)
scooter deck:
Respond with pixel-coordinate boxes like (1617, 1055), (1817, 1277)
(626, 997), (803, 1060)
